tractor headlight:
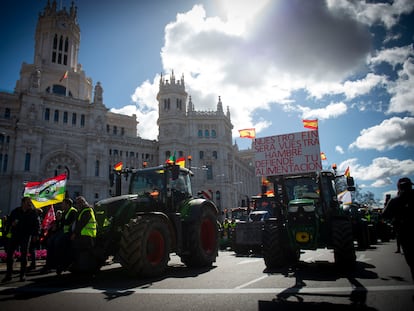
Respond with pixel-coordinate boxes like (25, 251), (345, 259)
(288, 205), (299, 213)
(303, 205), (315, 212)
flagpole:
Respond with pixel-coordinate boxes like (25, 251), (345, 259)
(65, 72), (69, 96)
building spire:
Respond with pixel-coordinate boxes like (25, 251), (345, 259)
(217, 96), (223, 113)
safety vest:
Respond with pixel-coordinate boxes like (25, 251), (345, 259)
(63, 207), (78, 234)
(78, 207), (97, 238)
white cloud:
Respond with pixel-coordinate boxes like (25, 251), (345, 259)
(387, 57), (414, 115)
(299, 102), (347, 120)
(370, 45), (413, 68)
(327, 0), (414, 29)
(129, 0), (373, 139)
(339, 157), (414, 185)
(350, 117), (414, 151)
(335, 145), (344, 154)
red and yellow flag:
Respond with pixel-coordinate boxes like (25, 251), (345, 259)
(320, 152), (327, 160)
(239, 128), (256, 139)
(176, 157), (185, 168)
(59, 70), (68, 82)
(344, 166), (350, 177)
(303, 119), (318, 130)
(114, 161), (123, 171)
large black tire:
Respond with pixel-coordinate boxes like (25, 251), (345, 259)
(262, 221), (287, 269)
(356, 223), (370, 249)
(231, 229), (250, 255)
(119, 216), (171, 277)
(180, 207), (219, 267)
(332, 219), (356, 270)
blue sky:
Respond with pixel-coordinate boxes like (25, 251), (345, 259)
(1, 0), (413, 205)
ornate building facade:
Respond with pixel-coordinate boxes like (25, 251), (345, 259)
(0, 1), (258, 214)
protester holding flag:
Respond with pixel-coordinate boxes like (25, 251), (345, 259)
(2, 197), (40, 283)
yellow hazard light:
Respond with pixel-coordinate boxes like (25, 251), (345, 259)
(296, 232), (310, 243)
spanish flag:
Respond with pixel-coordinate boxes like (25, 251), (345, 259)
(239, 128), (256, 139)
(303, 119), (318, 130)
(59, 70), (68, 82)
(344, 166), (350, 177)
(114, 161), (123, 171)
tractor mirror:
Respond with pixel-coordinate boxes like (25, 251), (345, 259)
(347, 176), (355, 191)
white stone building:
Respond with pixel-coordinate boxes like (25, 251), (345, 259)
(0, 1), (259, 215)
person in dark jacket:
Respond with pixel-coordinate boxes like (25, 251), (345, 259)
(2, 197), (40, 282)
(383, 177), (414, 283)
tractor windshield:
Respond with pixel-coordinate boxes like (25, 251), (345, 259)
(129, 169), (165, 196)
(129, 167), (193, 198)
(284, 176), (319, 202)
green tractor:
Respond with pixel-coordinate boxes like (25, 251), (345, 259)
(262, 171), (356, 270)
(83, 164), (219, 277)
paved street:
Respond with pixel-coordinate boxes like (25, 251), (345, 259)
(0, 240), (413, 311)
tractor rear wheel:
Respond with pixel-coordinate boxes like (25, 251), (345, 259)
(119, 216), (171, 277)
(332, 219), (356, 271)
(262, 221), (287, 269)
(180, 207), (219, 267)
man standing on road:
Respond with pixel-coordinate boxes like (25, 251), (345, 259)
(2, 197), (40, 282)
(383, 177), (414, 284)
(70, 196), (97, 273)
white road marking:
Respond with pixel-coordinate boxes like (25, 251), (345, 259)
(235, 275), (268, 289)
(237, 258), (263, 265)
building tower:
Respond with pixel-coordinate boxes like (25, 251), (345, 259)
(157, 71), (188, 162)
(16, 0), (92, 100)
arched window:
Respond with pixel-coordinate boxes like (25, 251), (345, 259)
(205, 130), (209, 137)
(24, 153), (31, 171)
(211, 129), (216, 138)
(213, 151), (218, 159)
(45, 108), (50, 121)
(95, 160), (100, 177)
(198, 129), (203, 137)
(81, 114), (85, 127)
(199, 151), (204, 160)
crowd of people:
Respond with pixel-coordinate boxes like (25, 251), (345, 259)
(0, 195), (96, 283)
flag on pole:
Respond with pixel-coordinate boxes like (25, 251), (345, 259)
(41, 205), (56, 233)
(114, 161), (123, 171)
(344, 166), (350, 177)
(239, 128), (256, 139)
(320, 152), (327, 160)
(303, 119), (318, 130)
(59, 70), (68, 82)
(24, 173), (67, 209)
(176, 157), (185, 168)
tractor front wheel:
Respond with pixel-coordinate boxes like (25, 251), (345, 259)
(180, 207), (219, 268)
(119, 216), (171, 277)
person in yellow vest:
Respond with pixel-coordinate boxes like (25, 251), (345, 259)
(70, 196), (97, 273)
(56, 198), (78, 274)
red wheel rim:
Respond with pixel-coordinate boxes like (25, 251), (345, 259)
(200, 217), (215, 254)
(147, 230), (165, 265)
